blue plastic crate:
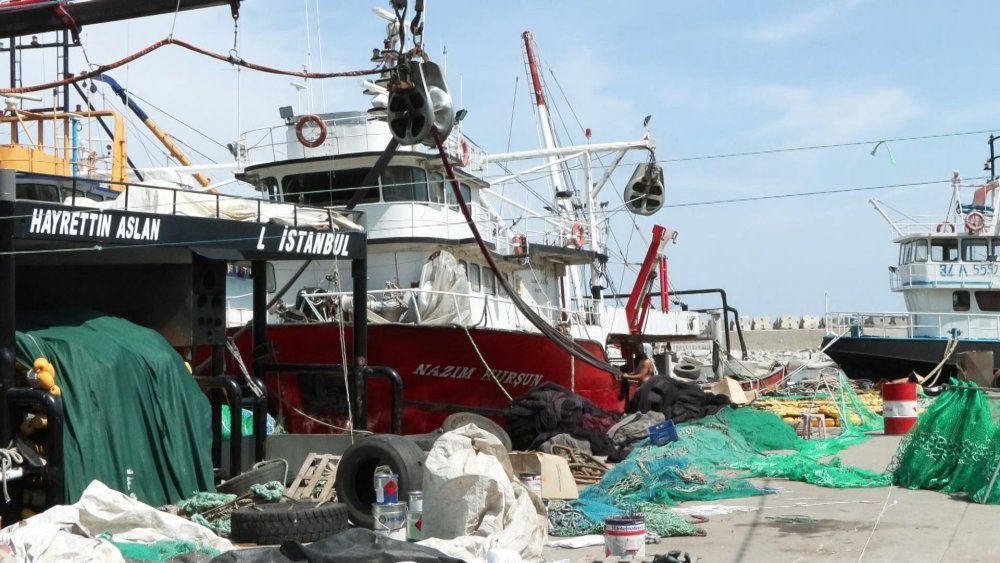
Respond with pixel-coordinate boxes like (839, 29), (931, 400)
(648, 419), (678, 446)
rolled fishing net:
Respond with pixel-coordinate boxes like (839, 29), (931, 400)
(891, 379), (1000, 504)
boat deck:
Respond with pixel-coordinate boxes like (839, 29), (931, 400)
(543, 433), (998, 562)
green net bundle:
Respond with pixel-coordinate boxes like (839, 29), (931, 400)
(547, 390), (889, 537)
(891, 379), (1000, 504)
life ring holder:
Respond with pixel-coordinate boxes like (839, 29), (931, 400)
(295, 114), (327, 148)
(965, 211), (986, 233)
(936, 221), (955, 233)
(570, 222), (586, 249)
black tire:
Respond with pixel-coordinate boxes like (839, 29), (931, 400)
(334, 434), (425, 529)
(407, 429), (445, 452)
(673, 363), (700, 380)
(218, 459), (288, 496)
(230, 501), (349, 545)
(442, 411), (513, 451)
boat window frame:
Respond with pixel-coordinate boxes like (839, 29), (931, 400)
(483, 269), (497, 295)
(930, 239), (959, 263)
(380, 166), (429, 203)
(912, 239), (928, 262)
(427, 171), (446, 204)
(962, 238), (989, 262)
(468, 262), (482, 292)
(974, 290), (1000, 312)
(954, 290), (971, 312)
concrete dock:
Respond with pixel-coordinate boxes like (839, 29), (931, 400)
(542, 433), (999, 562)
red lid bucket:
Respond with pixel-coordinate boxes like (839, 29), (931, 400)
(882, 382), (918, 434)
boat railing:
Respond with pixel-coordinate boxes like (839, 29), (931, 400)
(888, 214), (958, 238)
(289, 287), (593, 331)
(83, 177), (358, 230)
(826, 311), (1000, 340)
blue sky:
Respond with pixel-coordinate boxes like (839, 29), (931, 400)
(11, 1), (1000, 317)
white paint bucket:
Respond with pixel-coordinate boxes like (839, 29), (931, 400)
(372, 502), (407, 541)
(604, 515), (645, 557)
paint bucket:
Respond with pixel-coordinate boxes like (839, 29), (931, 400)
(518, 472), (542, 498)
(372, 502), (407, 541)
(882, 382), (918, 434)
(408, 490), (423, 513)
(374, 470), (399, 504)
(406, 509), (422, 542)
(604, 515), (645, 557)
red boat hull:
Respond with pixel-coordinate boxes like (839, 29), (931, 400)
(228, 323), (623, 434)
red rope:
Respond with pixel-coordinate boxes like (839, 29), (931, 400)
(0, 37), (383, 94)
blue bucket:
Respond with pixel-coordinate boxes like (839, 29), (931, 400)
(648, 419), (678, 446)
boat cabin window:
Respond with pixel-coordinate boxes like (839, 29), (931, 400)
(953, 291), (970, 312)
(381, 166), (428, 202)
(962, 239), (989, 262)
(912, 240), (928, 262)
(975, 291), (1000, 311)
(931, 239), (959, 262)
(483, 270), (496, 295)
(281, 169), (378, 206)
(468, 263), (482, 292)
(16, 183), (60, 202)
(445, 182), (473, 207)
(428, 172), (446, 204)
(498, 273), (509, 297)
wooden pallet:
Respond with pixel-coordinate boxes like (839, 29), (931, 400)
(286, 453), (341, 502)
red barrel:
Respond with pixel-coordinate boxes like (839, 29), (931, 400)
(882, 382), (918, 434)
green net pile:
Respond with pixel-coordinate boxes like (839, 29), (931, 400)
(548, 375), (891, 537)
(891, 379), (1000, 504)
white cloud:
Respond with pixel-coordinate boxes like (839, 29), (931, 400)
(746, 0), (861, 44)
(745, 84), (924, 145)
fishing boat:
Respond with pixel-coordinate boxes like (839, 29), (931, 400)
(220, 14), (709, 434)
(824, 140), (1000, 383)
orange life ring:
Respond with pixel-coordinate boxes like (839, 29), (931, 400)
(512, 233), (528, 255)
(460, 137), (470, 167)
(570, 222), (586, 248)
(295, 114), (327, 148)
(965, 211), (985, 233)
(936, 221), (955, 233)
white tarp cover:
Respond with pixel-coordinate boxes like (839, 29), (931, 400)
(418, 424), (547, 563)
(411, 251), (472, 325)
(97, 178), (360, 231)
(0, 480), (232, 562)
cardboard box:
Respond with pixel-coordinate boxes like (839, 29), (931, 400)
(710, 376), (754, 405)
(507, 452), (579, 499)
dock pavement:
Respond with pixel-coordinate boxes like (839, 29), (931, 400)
(542, 432), (999, 562)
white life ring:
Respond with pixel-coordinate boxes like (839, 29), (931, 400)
(936, 221), (955, 233)
(570, 222), (586, 248)
(295, 114), (327, 148)
(965, 211), (986, 233)
(460, 137), (471, 167)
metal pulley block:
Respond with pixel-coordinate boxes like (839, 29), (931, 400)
(623, 161), (665, 216)
(387, 60), (454, 146)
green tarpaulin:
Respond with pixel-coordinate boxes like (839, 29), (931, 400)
(15, 311), (215, 505)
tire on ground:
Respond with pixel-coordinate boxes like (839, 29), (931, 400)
(673, 363), (700, 380)
(230, 501), (349, 545)
(217, 459), (288, 496)
(442, 411), (513, 451)
(334, 434), (425, 528)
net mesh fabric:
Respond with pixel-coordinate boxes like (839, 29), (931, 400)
(891, 379), (1000, 504)
(548, 381), (890, 537)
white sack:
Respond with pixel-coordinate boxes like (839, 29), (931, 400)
(0, 480), (232, 562)
(418, 424), (547, 563)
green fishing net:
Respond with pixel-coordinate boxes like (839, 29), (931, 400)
(548, 384), (889, 537)
(891, 379), (1000, 503)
